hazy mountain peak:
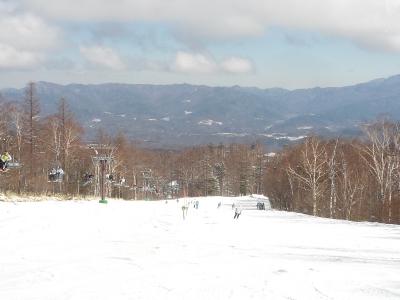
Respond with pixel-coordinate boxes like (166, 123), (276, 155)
(2, 74), (400, 149)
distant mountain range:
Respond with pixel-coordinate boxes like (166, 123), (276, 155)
(2, 74), (400, 149)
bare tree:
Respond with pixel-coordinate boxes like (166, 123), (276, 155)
(57, 98), (83, 173)
(339, 156), (364, 220)
(327, 139), (339, 218)
(360, 120), (397, 222)
(23, 82), (41, 181)
(288, 137), (328, 216)
(9, 104), (24, 162)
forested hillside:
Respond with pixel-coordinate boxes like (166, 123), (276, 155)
(1, 82), (399, 224)
(2, 74), (400, 148)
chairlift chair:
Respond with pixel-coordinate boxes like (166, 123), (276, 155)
(0, 158), (22, 173)
(7, 161), (22, 169)
(81, 173), (95, 186)
(48, 163), (64, 183)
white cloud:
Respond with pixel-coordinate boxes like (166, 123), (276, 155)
(220, 57), (253, 73)
(173, 52), (253, 74)
(173, 51), (217, 73)
(0, 44), (40, 69)
(0, 4), (59, 69)
(19, 0), (400, 52)
(80, 46), (126, 70)
(0, 13), (59, 51)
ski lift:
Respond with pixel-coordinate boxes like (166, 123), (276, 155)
(0, 153), (21, 173)
(48, 165), (64, 183)
(81, 172), (94, 186)
(113, 176), (129, 187)
(7, 161), (22, 169)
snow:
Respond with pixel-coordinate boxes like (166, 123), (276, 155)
(297, 126), (313, 130)
(213, 132), (249, 137)
(258, 133), (307, 141)
(198, 120), (223, 126)
(272, 135), (307, 141)
(258, 133), (274, 138)
(0, 196), (399, 300)
(282, 135), (307, 141)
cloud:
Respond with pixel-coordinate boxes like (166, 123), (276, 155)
(0, 13), (59, 50)
(0, 3), (59, 69)
(18, 0), (400, 52)
(80, 46), (126, 70)
(0, 44), (40, 69)
(0, 1), (18, 13)
(173, 52), (217, 73)
(220, 57), (254, 73)
(173, 51), (253, 74)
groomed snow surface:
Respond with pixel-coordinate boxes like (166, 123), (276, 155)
(0, 196), (399, 300)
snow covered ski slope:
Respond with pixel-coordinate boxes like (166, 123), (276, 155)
(0, 197), (399, 300)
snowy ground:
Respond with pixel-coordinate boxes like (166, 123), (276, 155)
(0, 196), (399, 300)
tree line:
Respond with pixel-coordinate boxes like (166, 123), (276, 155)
(0, 82), (265, 201)
(265, 121), (400, 224)
(1, 82), (399, 224)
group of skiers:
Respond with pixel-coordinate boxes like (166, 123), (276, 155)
(257, 202), (266, 210)
(179, 199), (243, 220)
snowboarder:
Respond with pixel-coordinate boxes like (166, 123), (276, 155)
(234, 206), (242, 219)
(0, 151), (12, 171)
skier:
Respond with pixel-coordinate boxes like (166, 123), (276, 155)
(0, 151), (11, 171)
(234, 206), (242, 219)
(182, 204), (188, 220)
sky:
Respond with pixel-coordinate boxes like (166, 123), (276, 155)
(1, 0), (400, 89)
